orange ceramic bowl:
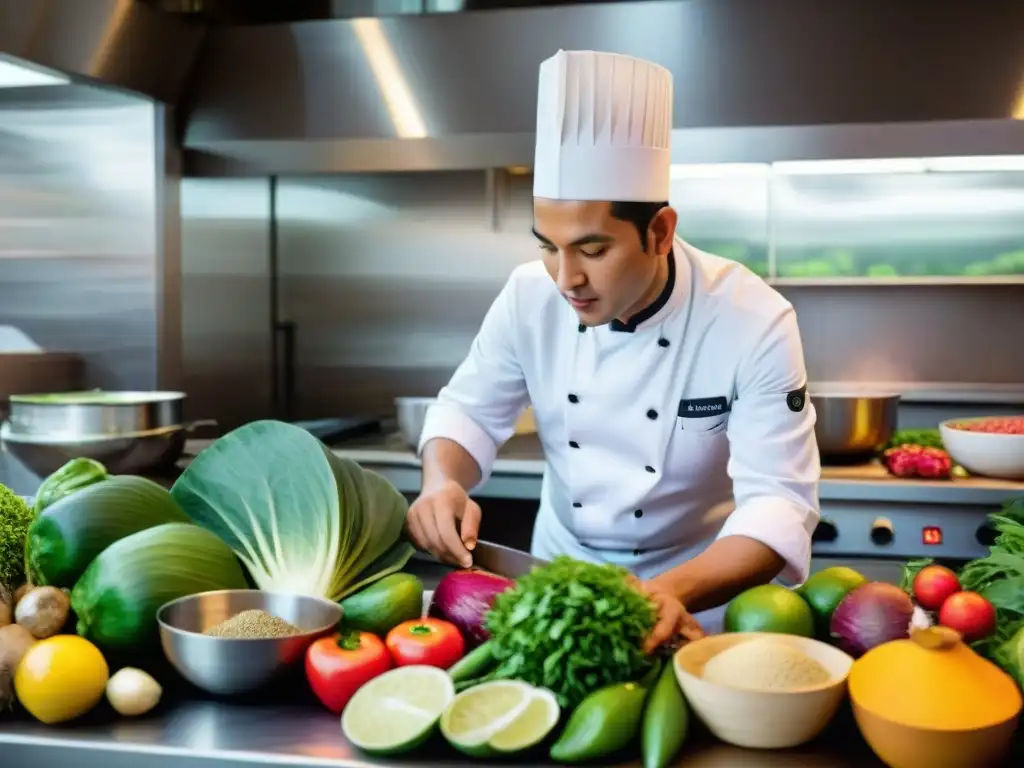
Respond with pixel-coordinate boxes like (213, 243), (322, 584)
(852, 701), (1020, 768)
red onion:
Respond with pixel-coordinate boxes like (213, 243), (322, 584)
(830, 582), (916, 658)
(428, 569), (514, 647)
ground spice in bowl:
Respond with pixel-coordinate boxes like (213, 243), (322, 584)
(203, 609), (302, 639)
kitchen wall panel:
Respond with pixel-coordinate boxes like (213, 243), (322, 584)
(276, 171), (1024, 421)
(179, 178), (274, 427)
(276, 171), (538, 418)
(0, 86), (159, 389)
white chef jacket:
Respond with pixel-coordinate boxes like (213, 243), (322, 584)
(418, 236), (821, 587)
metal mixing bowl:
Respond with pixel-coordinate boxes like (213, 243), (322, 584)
(157, 590), (343, 696)
(811, 392), (901, 459)
(395, 396), (536, 449)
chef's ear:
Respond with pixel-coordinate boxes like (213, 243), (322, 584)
(646, 205), (678, 257)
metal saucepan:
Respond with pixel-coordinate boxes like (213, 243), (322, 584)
(395, 397), (536, 449)
(810, 391), (901, 461)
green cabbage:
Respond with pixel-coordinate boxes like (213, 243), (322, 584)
(170, 420), (414, 600)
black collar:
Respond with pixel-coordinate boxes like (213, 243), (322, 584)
(609, 250), (675, 333)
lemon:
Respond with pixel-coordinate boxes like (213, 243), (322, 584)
(341, 665), (454, 755)
(441, 680), (560, 758)
(15, 634), (109, 724)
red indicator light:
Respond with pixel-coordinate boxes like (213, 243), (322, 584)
(922, 526), (943, 546)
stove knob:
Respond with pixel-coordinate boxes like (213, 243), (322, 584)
(870, 517), (894, 546)
(812, 518), (838, 543)
(976, 524), (998, 547)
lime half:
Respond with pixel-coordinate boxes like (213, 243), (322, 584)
(341, 665), (455, 755)
(440, 680), (560, 758)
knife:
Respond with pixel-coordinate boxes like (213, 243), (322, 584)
(470, 540), (548, 579)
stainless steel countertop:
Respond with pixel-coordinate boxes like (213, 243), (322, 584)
(0, 558), (882, 768)
(0, 561), (1018, 768)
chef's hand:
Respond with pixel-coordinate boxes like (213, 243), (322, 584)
(632, 578), (707, 653)
(404, 479), (481, 568)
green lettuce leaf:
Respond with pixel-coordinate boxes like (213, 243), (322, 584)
(170, 419), (413, 601)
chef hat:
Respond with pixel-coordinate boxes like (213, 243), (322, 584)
(533, 50), (673, 203)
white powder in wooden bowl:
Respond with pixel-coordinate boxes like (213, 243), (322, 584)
(703, 637), (832, 691)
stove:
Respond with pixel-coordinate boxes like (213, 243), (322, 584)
(809, 501), (992, 585)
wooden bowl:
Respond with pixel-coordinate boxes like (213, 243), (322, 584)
(674, 632), (854, 749)
(852, 702), (1019, 768)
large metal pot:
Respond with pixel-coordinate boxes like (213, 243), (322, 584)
(810, 391), (901, 460)
(0, 390), (214, 477)
(5, 390), (185, 438)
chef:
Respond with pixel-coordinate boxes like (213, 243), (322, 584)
(405, 50), (821, 647)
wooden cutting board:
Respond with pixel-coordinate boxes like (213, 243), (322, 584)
(821, 460), (1024, 491)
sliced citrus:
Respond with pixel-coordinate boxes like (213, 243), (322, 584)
(440, 680), (560, 757)
(341, 665), (454, 755)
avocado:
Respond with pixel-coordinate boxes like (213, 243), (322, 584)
(340, 573), (424, 635)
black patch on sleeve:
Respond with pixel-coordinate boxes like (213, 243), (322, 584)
(786, 385), (808, 413)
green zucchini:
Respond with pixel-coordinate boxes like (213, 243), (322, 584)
(71, 522), (249, 650)
(26, 475), (190, 588)
(32, 457), (107, 515)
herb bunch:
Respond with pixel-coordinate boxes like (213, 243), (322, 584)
(483, 555), (657, 708)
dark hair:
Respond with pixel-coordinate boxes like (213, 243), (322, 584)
(609, 201), (670, 245)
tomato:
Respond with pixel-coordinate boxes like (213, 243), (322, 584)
(912, 565), (961, 611)
(305, 631), (393, 714)
(938, 591), (997, 643)
(385, 618), (465, 669)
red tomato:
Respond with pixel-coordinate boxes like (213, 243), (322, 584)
(385, 618), (465, 669)
(938, 591), (997, 642)
(305, 631), (393, 713)
(912, 565), (961, 611)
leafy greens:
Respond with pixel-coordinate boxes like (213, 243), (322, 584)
(480, 556), (657, 708)
(170, 419), (414, 601)
(902, 497), (1024, 686)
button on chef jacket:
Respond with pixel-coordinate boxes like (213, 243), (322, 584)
(418, 236), (822, 586)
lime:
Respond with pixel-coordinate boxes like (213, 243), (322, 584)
(797, 566), (868, 638)
(440, 681), (560, 758)
(341, 665), (454, 755)
(724, 584), (815, 637)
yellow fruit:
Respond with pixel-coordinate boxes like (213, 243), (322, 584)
(15, 634), (109, 724)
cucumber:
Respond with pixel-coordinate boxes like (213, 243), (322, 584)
(26, 475), (190, 588)
(71, 522), (248, 650)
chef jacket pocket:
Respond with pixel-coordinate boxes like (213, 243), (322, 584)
(677, 414), (729, 437)
(676, 396), (731, 438)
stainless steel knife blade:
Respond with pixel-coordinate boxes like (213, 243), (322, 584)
(470, 540), (547, 579)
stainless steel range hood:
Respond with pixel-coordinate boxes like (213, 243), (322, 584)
(0, 0), (204, 104)
(180, 0), (1024, 175)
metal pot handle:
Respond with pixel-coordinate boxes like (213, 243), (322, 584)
(184, 419), (218, 433)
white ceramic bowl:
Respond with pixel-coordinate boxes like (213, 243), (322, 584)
(674, 632), (854, 750)
(939, 418), (1024, 480)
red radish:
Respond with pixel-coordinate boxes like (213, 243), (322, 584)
(428, 569), (514, 647)
(912, 565), (961, 611)
(830, 582), (916, 658)
(938, 591), (997, 642)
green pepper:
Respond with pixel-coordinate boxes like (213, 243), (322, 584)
(549, 679), (650, 763)
(32, 458), (107, 515)
(641, 660), (689, 768)
(448, 640), (497, 687)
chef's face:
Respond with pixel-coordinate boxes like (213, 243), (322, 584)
(532, 199), (677, 326)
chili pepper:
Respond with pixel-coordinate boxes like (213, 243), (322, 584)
(641, 660), (690, 768)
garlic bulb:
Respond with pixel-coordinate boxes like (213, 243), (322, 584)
(106, 667), (162, 717)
